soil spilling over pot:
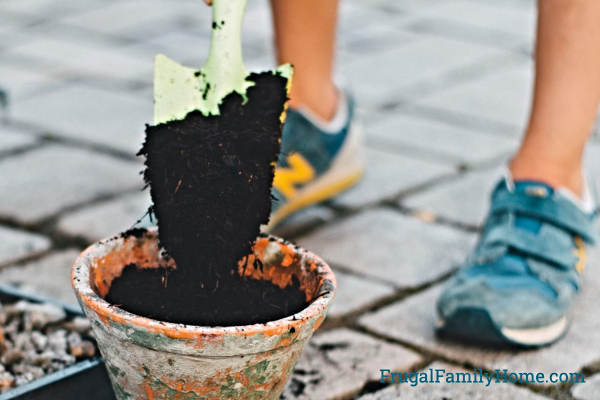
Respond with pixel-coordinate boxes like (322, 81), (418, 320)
(106, 73), (309, 326)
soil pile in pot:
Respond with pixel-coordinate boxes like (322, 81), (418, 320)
(106, 73), (309, 326)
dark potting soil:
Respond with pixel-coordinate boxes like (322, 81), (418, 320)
(106, 72), (309, 326)
(106, 262), (307, 326)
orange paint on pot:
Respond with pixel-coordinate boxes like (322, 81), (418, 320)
(279, 246), (296, 267)
(143, 384), (155, 400)
(313, 314), (326, 331)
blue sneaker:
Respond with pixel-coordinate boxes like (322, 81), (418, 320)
(267, 93), (365, 229)
(436, 177), (598, 347)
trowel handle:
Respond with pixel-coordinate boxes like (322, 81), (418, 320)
(204, 0), (248, 86)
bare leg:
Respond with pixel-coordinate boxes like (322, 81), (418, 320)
(269, 0), (339, 120)
(510, 0), (600, 196)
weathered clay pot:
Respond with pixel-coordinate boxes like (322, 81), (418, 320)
(71, 228), (335, 399)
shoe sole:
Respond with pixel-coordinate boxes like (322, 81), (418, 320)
(437, 308), (569, 348)
(265, 121), (366, 231)
(499, 317), (568, 346)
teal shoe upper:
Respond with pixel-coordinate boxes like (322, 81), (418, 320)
(271, 96), (355, 211)
(437, 178), (598, 341)
(278, 97), (355, 173)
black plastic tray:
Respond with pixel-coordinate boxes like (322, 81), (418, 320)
(0, 285), (115, 400)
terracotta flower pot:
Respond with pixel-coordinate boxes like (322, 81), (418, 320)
(71, 228), (335, 399)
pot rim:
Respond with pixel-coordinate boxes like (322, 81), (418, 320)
(71, 228), (336, 340)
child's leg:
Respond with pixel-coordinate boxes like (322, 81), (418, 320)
(267, 0), (365, 229)
(437, 0), (600, 347)
(269, 0), (340, 120)
(510, 0), (600, 195)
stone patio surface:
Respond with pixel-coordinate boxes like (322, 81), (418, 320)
(1, 0), (599, 398)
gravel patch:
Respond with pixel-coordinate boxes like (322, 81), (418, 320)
(0, 299), (96, 393)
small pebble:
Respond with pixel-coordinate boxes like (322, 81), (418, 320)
(30, 331), (48, 352)
(70, 340), (96, 358)
(67, 331), (81, 347)
(0, 371), (14, 392)
(56, 353), (76, 366)
(4, 319), (18, 337)
(47, 330), (67, 354)
(62, 317), (91, 333)
(20, 303), (66, 329)
(28, 351), (54, 370)
(1, 349), (23, 365)
(0, 304), (6, 325)
(14, 371), (36, 386)
(14, 333), (35, 352)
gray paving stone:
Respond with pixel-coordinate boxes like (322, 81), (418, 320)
(475, 0), (536, 10)
(331, 148), (452, 209)
(338, 2), (406, 51)
(402, 166), (506, 228)
(593, 115), (600, 139)
(416, 61), (533, 136)
(0, 13), (75, 54)
(0, 64), (58, 100)
(0, 126), (37, 152)
(405, 0), (536, 47)
(0, 226), (51, 267)
(328, 270), (396, 319)
(0, 28), (38, 54)
(60, 0), (209, 39)
(4, 36), (152, 82)
(0, 0), (91, 17)
(572, 373), (600, 400)
(339, 20), (415, 60)
(359, 361), (549, 400)
(125, 30), (212, 67)
(583, 143), (600, 188)
(341, 35), (506, 108)
(0, 249), (80, 307)
(0, 14), (22, 32)
(239, 3), (274, 61)
(271, 206), (336, 239)
(11, 84), (150, 154)
(57, 190), (151, 241)
(358, 246), (600, 378)
(60, 0), (176, 34)
(368, 0), (448, 14)
(297, 209), (476, 288)
(368, 112), (518, 166)
(407, 19), (531, 55)
(0, 145), (141, 223)
(282, 328), (423, 400)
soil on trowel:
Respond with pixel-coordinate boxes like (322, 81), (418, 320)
(106, 72), (309, 326)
